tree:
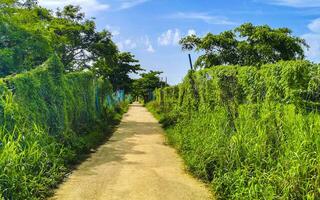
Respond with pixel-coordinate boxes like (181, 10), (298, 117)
(133, 71), (167, 102)
(180, 23), (308, 69)
(0, 1), (115, 74)
(51, 5), (99, 71)
(94, 51), (143, 92)
(0, 0), (144, 93)
(0, 2), (53, 76)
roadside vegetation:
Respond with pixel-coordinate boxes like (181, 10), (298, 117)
(0, 56), (129, 199)
(133, 71), (168, 103)
(1, 0), (319, 199)
(147, 25), (320, 199)
(0, 0), (140, 199)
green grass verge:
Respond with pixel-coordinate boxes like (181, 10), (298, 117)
(147, 100), (320, 200)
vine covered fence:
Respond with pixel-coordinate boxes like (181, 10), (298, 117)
(156, 60), (320, 113)
(149, 60), (320, 199)
(0, 55), (128, 199)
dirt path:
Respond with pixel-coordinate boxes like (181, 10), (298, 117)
(51, 103), (213, 200)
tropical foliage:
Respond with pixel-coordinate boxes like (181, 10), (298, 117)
(133, 70), (168, 103)
(148, 60), (320, 199)
(0, 1), (136, 199)
(1, 0), (319, 199)
(0, 0), (142, 91)
(0, 55), (129, 199)
(180, 23), (308, 69)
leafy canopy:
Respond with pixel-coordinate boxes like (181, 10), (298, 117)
(133, 71), (167, 102)
(0, 0), (143, 92)
(180, 23), (308, 69)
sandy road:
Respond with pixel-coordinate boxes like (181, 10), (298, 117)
(51, 103), (213, 200)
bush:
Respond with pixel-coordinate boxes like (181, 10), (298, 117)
(0, 55), (127, 199)
(150, 60), (320, 199)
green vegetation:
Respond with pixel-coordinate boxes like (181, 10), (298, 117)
(1, 0), (318, 199)
(0, 55), (129, 199)
(180, 23), (308, 69)
(133, 71), (168, 103)
(0, 1), (140, 198)
(148, 60), (320, 199)
(0, 0), (143, 89)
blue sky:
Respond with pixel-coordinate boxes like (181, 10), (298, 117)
(39, 0), (320, 84)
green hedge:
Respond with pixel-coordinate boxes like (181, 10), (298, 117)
(150, 60), (320, 199)
(164, 60), (317, 112)
(0, 55), (126, 199)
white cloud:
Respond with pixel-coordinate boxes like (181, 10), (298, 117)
(39, 0), (150, 13)
(106, 25), (120, 36)
(117, 39), (137, 51)
(157, 29), (199, 46)
(158, 29), (181, 46)
(147, 45), (155, 53)
(143, 36), (155, 53)
(262, 0), (320, 8)
(302, 18), (320, 63)
(302, 33), (320, 62)
(118, 0), (150, 10)
(173, 29), (181, 44)
(168, 12), (236, 25)
(117, 35), (155, 52)
(116, 42), (124, 51)
(308, 18), (320, 33)
(38, 0), (110, 13)
(125, 39), (137, 49)
(188, 29), (197, 36)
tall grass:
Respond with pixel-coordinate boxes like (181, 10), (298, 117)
(0, 124), (66, 199)
(149, 60), (320, 199)
(149, 102), (320, 199)
(0, 56), (129, 199)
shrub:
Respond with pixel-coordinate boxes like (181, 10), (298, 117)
(0, 55), (127, 199)
(150, 60), (320, 199)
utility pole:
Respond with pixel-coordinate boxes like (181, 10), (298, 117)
(160, 77), (164, 88)
(188, 54), (193, 70)
(187, 54), (199, 108)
